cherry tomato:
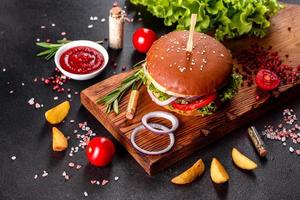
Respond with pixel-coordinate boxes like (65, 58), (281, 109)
(171, 93), (217, 111)
(132, 28), (157, 53)
(86, 136), (115, 167)
(255, 69), (280, 91)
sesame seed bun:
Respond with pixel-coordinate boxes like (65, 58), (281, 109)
(146, 31), (233, 97)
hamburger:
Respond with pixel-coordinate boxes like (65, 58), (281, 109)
(143, 31), (242, 116)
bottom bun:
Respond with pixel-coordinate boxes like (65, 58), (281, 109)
(163, 105), (203, 116)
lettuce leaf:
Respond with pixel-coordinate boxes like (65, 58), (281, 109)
(130, 0), (282, 40)
(219, 72), (243, 102)
(198, 102), (217, 116)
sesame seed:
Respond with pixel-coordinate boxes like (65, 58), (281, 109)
(220, 54), (224, 57)
(40, 25), (46, 29)
(88, 24), (93, 29)
(289, 147), (294, 153)
(34, 174), (38, 179)
(36, 38), (40, 42)
(114, 176), (119, 181)
(53, 96), (58, 100)
(101, 18), (106, 23)
(51, 23), (55, 27)
(3, 68), (6, 72)
(11, 155), (16, 160)
(61, 32), (66, 36)
(9, 90), (14, 94)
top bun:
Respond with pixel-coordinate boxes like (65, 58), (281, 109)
(146, 31), (233, 97)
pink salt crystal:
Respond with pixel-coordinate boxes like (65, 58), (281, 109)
(68, 162), (75, 168)
(296, 149), (300, 155)
(76, 164), (82, 170)
(101, 179), (109, 186)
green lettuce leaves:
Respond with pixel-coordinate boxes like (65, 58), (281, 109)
(130, 0), (282, 40)
(219, 72), (243, 102)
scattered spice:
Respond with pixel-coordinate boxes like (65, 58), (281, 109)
(11, 155), (16, 161)
(262, 108), (300, 155)
(236, 44), (300, 85)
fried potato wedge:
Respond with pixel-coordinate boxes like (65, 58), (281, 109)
(210, 158), (229, 184)
(52, 127), (68, 151)
(171, 159), (205, 185)
(45, 101), (70, 124)
(232, 148), (257, 170)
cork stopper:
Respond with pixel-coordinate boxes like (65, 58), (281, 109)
(110, 6), (122, 18)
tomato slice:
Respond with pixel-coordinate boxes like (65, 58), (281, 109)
(255, 69), (280, 91)
(171, 93), (217, 111)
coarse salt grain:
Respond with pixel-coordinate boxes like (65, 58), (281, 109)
(34, 174), (38, 179)
(11, 155), (16, 160)
(35, 103), (41, 109)
(289, 147), (294, 153)
(61, 32), (66, 36)
(21, 83), (25, 86)
(2, 68), (6, 72)
(76, 164), (82, 170)
(28, 98), (35, 105)
(114, 176), (119, 181)
(84, 192), (88, 197)
(36, 38), (40, 42)
(51, 23), (55, 27)
(68, 162), (75, 168)
(42, 170), (48, 177)
(54, 96), (58, 100)
(41, 25), (46, 29)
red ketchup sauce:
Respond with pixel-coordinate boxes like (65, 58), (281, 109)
(59, 46), (104, 74)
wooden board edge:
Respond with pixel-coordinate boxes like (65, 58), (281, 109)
(80, 90), (154, 175)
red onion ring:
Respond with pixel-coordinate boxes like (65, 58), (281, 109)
(142, 111), (179, 134)
(147, 88), (177, 106)
(130, 123), (175, 155)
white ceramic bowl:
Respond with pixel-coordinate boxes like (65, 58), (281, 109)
(54, 40), (109, 80)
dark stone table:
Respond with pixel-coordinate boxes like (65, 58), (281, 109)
(0, 0), (299, 199)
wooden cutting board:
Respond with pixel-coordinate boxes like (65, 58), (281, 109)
(81, 4), (300, 175)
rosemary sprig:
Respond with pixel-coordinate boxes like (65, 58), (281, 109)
(36, 39), (103, 61)
(98, 63), (147, 114)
